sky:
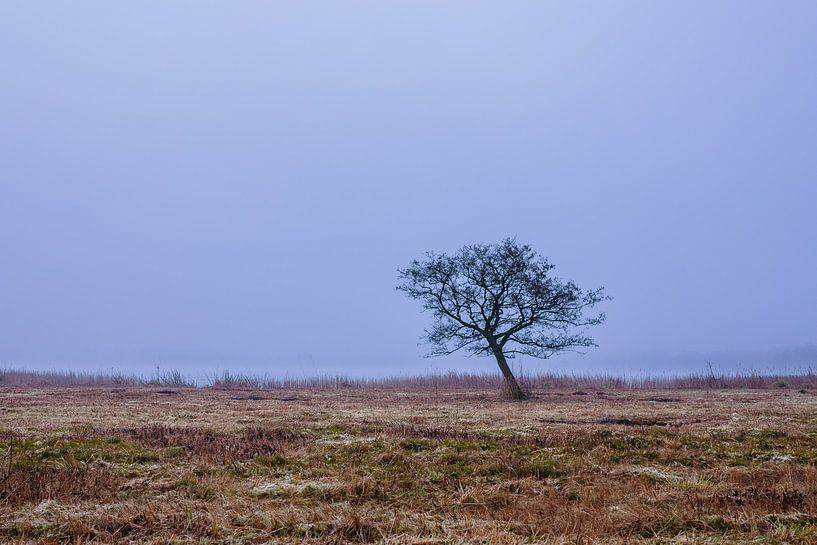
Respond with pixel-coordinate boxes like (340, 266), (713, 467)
(1, 2), (816, 379)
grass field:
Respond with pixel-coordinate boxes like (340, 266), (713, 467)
(2, 383), (817, 544)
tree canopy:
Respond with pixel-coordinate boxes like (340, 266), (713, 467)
(397, 238), (608, 399)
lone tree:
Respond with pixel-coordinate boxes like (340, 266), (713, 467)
(397, 239), (608, 400)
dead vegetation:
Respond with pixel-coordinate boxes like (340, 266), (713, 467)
(4, 367), (817, 391)
(0, 434), (119, 508)
(1, 386), (817, 544)
(109, 424), (306, 463)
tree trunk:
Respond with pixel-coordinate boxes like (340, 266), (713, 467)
(492, 348), (528, 400)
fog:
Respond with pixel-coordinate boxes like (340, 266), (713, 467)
(2, 2), (816, 379)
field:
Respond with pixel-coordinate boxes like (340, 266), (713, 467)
(2, 382), (817, 544)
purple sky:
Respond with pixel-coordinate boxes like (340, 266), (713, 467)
(2, 2), (816, 378)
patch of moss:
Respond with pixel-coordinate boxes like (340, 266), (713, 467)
(256, 454), (289, 468)
(175, 476), (218, 500)
(399, 438), (434, 452)
(316, 423), (360, 436)
(0, 523), (60, 540)
(0, 436), (157, 467)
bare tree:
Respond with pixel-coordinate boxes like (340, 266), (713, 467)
(397, 239), (608, 400)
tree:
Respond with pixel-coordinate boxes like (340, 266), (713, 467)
(397, 239), (608, 400)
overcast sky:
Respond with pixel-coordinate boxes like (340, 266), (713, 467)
(1, 2), (816, 378)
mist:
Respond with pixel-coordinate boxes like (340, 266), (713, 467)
(2, 2), (816, 379)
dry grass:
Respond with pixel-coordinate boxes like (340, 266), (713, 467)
(1, 385), (817, 543)
(4, 367), (817, 391)
(111, 424), (306, 463)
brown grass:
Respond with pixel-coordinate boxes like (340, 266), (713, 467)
(110, 424), (306, 463)
(1, 386), (817, 543)
(4, 367), (817, 390)
(0, 432), (121, 508)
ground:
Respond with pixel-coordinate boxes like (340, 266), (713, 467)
(1, 386), (817, 544)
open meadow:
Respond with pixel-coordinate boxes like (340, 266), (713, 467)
(2, 381), (817, 544)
